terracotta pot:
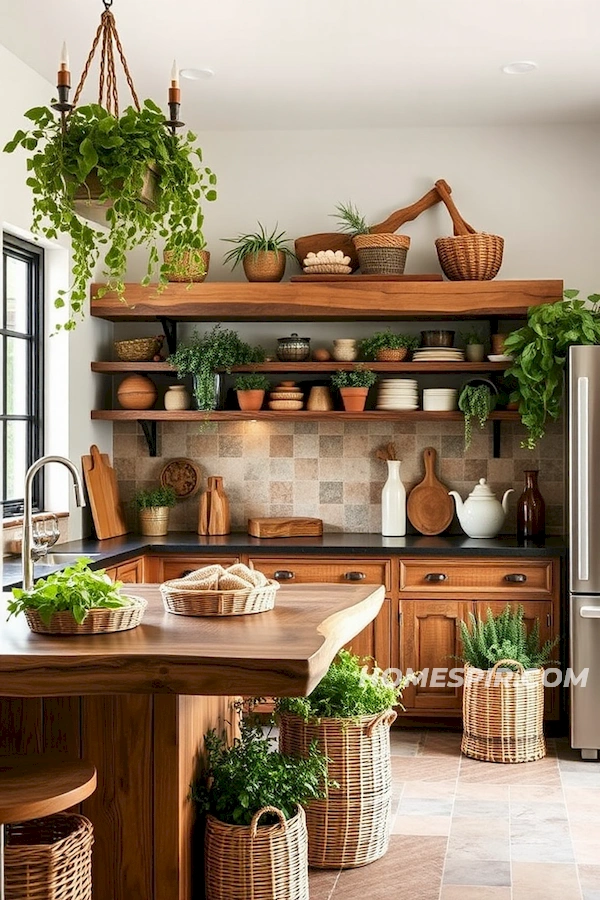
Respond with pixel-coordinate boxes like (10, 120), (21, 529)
(340, 387), (369, 412)
(491, 333), (508, 355)
(163, 249), (210, 283)
(242, 251), (286, 283)
(117, 374), (157, 410)
(236, 389), (265, 411)
(139, 507), (170, 536)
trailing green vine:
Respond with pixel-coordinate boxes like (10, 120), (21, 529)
(458, 384), (497, 450)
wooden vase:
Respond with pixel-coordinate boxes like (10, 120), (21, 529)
(242, 251), (286, 283)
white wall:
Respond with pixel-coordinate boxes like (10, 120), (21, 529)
(0, 44), (112, 538)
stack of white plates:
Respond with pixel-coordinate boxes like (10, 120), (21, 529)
(422, 388), (458, 411)
(377, 379), (419, 410)
(413, 347), (465, 362)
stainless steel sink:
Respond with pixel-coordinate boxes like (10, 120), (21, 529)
(41, 552), (103, 565)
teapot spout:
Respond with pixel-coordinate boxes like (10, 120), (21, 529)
(448, 490), (464, 520)
(502, 488), (514, 514)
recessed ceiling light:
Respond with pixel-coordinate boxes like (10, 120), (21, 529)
(180, 67), (214, 81)
(501, 61), (538, 75)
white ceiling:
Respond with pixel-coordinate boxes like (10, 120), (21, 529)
(2, 0), (599, 130)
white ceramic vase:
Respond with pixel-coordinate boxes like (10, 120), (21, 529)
(164, 385), (191, 410)
(381, 460), (406, 537)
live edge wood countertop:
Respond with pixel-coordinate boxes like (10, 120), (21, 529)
(0, 582), (385, 699)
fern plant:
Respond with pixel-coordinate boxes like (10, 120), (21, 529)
(459, 605), (558, 671)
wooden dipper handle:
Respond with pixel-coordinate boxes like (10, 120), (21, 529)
(434, 179), (476, 236)
(371, 182), (452, 235)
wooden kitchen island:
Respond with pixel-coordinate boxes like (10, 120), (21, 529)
(0, 582), (384, 900)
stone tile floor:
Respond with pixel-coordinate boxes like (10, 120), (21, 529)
(308, 729), (600, 900)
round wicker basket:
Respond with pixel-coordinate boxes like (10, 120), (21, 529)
(243, 251), (286, 283)
(163, 249), (210, 282)
(205, 805), (308, 900)
(160, 579), (279, 616)
(353, 234), (410, 276)
(461, 660), (546, 763)
(375, 347), (408, 362)
(114, 336), (163, 362)
(279, 709), (396, 868)
(435, 233), (504, 280)
(5, 813), (93, 900)
(24, 595), (147, 635)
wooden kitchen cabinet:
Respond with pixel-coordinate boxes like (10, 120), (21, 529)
(104, 557), (144, 583)
(144, 555), (239, 583)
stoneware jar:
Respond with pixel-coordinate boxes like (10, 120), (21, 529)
(164, 385), (191, 411)
(465, 343), (485, 363)
(332, 339), (358, 362)
(276, 333), (311, 362)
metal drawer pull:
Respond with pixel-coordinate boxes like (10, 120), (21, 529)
(425, 573), (447, 582)
(274, 570), (295, 580)
(580, 607), (600, 618)
(344, 571), (366, 581)
(504, 573), (527, 583)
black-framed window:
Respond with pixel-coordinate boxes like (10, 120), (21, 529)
(1, 234), (44, 517)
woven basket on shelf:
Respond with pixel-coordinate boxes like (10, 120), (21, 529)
(205, 805), (308, 900)
(113, 336), (163, 362)
(160, 579), (279, 616)
(435, 233), (504, 281)
(24, 595), (147, 635)
(5, 813), (93, 900)
(353, 233), (410, 276)
(279, 709), (396, 868)
(461, 660), (546, 764)
(375, 347), (408, 362)
(163, 249), (210, 282)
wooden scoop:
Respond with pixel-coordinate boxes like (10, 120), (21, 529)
(434, 179), (477, 237)
(295, 181), (453, 270)
(406, 447), (454, 536)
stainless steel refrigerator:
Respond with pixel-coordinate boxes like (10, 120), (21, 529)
(569, 345), (600, 759)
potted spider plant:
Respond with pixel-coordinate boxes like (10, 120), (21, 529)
(4, 101), (216, 329)
(331, 365), (377, 412)
(359, 329), (419, 362)
(133, 485), (177, 536)
(222, 223), (295, 282)
(234, 373), (270, 411)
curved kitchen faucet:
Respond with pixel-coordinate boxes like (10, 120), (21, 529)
(22, 456), (86, 590)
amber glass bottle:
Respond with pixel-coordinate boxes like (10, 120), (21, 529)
(517, 469), (546, 542)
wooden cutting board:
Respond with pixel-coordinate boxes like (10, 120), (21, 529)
(81, 445), (129, 540)
(198, 476), (231, 536)
(407, 447), (454, 536)
(248, 517), (324, 539)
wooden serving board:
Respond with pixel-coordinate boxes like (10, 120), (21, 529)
(407, 447), (454, 536)
(290, 274), (443, 283)
(198, 476), (231, 535)
(81, 445), (129, 540)
(248, 517), (324, 538)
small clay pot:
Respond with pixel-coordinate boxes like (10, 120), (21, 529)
(465, 344), (485, 363)
(117, 374), (157, 410)
(339, 387), (369, 412)
(237, 389), (265, 411)
(243, 250), (286, 282)
(491, 333), (508, 355)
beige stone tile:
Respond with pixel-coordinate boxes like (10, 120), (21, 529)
(459, 754), (561, 786)
(441, 888), (511, 900)
(294, 457), (318, 480)
(293, 480), (319, 506)
(332, 835), (445, 900)
(187, 433), (219, 457)
(318, 419), (344, 435)
(392, 757), (460, 783)
(393, 814), (451, 836)
(308, 868), (340, 900)
(270, 457), (294, 480)
(512, 862), (582, 900)
(511, 785), (566, 804)
(401, 779), (458, 799)
(269, 434), (293, 457)
(269, 481), (293, 504)
(318, 457), (344, 480)
(456, 783), (510, 801)
(343, 482), (370, 504)
(447, 816), (510, 861)
(578, 864), (600, 894)
(293, 433), (319, 457)
(319, 505), (344, 530)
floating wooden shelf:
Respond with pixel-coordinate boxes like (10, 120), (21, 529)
(90, 279), (562, 322)
(91, 409), (521, 422)
(91, 360), (512, 375)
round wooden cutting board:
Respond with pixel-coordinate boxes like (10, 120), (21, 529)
(160, 458), (202, 500)
(407, 447), (455, 535)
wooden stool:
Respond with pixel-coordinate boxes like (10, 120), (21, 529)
(0, 757), (97, 900)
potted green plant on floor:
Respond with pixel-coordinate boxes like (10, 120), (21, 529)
(234, 373), (271, 411)
(459, 605), (559, 763)
(359, 329), (419, 362)
(133, 485), (177, 536)
(276, 649), (412, 869)
(192, 701), (329, 900)
(504, 290), (600, 449)
(458, 381), (497, 449)
(222, 223), (295, 282)
(168, 325), (265, 410)
(461, 328), (486, 363)
(331, 365), (377, 412)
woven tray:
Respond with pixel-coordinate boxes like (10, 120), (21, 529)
(24, 595), (147, 635)
(302, 264), (352, 275)
(161, 579), (279, 616)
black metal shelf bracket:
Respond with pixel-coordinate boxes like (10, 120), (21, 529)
(158, 317), (178, 355)
(492, 420), (502, 459)
(138, 420), (158, 457)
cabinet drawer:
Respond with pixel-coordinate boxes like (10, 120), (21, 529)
(147, 555), (240, 583)
(115, 557), (144, 584)
(399, 558), (554, 597)
(248, 557), (391, 592)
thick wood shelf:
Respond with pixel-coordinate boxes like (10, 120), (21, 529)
(91, 360), (512, 375)
(90, 279), (562, 321)
(91, 409), (521, 422)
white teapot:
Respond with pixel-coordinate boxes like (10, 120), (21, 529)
(448, 478), (513, 539)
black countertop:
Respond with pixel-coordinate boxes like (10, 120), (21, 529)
(3, 532), (567, 589)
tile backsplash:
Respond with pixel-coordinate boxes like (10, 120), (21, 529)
(113, 418), (565, 535)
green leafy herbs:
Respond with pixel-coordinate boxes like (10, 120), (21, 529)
(7, 558), (128, 625)
(459, 604), (559, 671)
(359, 329), (419, 359)
(276, 649), (408, 720)
(168, 325), (265, 410)
(330, 365), (378, 390)
(460, 329), (485, 346)
(458, 384), (497, 450)
(222, 223), (295, 269)
(4, 100), (216, 328)
(132, 485), (177, 510)
(504, 291), (600, 449)
(234, 373), (271, 392)
(331, 202), (370, 237)
(191, 701), (330, 826)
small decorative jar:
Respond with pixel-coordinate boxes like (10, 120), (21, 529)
(276, 333), (311, 362)
(164, 385), (191, 411)
(332, 339), (358, 362)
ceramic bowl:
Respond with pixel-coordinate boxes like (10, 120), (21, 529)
(420, 330), (455, 347)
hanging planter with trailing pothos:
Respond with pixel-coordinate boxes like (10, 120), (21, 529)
(3, 2), (216, 329)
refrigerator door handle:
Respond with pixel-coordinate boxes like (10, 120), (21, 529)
(577, 376), (590, 582)
(580, 606), (600, 619)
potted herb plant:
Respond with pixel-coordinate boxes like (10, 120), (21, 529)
(133, 485), (177, 536)
(4, 101), (216, 329)
(234, 373), (270, 411)
(276, 649), (411, 868)
(331, 365), (377, 412)
(192, 700), (329, 900)
(168, 325), (265, 410)
(458, 381), (497, 449)
(504, 290), (600, 449)
(459, 605), (558, 763)
(461, 328), (486, 363)
(333, 201), (410, 275)
(359, 329), (419, 362)
(222, 223), (295, 282)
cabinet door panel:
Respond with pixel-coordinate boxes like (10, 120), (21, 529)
(115, 558), (144, 584)
(145, 556), (239, 583)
